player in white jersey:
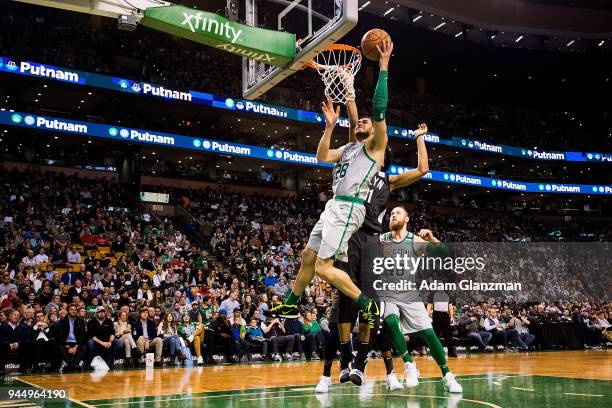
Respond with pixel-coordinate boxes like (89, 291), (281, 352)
(267, 40), (393, 327)
(378, 206), (462, 393)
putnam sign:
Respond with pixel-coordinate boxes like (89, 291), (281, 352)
(141, 5), (296, 68)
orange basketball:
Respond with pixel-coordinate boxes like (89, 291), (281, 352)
(361, 29), (391, 61)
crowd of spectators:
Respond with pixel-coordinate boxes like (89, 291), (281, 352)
(1, 166), (610, 374)
(1, 2), (610, 151)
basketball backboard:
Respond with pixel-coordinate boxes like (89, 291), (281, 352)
(242, 0), (358, 100)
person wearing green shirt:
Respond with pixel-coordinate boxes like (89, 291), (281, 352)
(303, 311), (324, 360)
(199, 297), (216, 326)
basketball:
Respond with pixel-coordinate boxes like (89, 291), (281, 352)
(361, 28), (391, 61)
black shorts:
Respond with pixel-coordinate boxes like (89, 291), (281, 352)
(335, 228), (381, 324)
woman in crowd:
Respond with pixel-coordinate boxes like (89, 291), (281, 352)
(178, 313), (205, 365)
(157, 313), (184, 365)
(303, 311), (325, 360)
(115, 310), (138, 367)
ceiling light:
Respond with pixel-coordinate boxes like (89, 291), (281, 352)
(434, 22), (446, 30)
(412, 15), (422, 22)
(358, 1), (371, 11)
(515, 35), (524, 43)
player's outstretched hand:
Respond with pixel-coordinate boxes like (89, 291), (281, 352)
(376, 39), (393, 70)
(417, 229), (436, 241)
(321, 97), (340, 127)
(414, 123), (428, 138)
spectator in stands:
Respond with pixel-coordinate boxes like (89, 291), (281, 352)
(590, 311), (611, 348)
(0, 308), (30, 374)
(263, 316), (294, 362)
(246, 317), (268, 358)
(22, 250), (37, 268)
(66, 246), (81, 264)
(61, 265), (83, 286)
(55, 304), (88, 372)
(34, 248), (49, 265)
(219, 290), (240, 316)
(178, 313), (205, 365)
(114, 310), (138, 367)
(302, 311), (324, 360)
(30, 309), (57, 372)
(157, 312), (184, 365)
(458, 309), (493, 351)
(87, 306), (120, 369)
(134, 307), (163, 367)
(283, 317), (305, 360)
(231, 315), (248, 362)
(208, 309), (234, 362)
(511, 309), (536, 350)
(483, 308), (518, 350)
(0, 274), (17, 296)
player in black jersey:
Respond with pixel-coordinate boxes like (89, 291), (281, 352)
(316, 123), (430, 392)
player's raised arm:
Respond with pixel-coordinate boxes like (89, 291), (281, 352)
(389, 123), (430, 191)
(347, 98), (358, 143)
(316, 98), (344, 164)
(370, 39), (393, 150)
(413, 229), (450, 257)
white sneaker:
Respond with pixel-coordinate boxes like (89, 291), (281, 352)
(404, 362), (419, 387)
(196, 356), (204, 365)
(315, 375), (332, 393)
(284, 353), (293, 361)
(443, 372), (463, 393)
(273, 353), (282, 362)
(387, 371), (404, 391)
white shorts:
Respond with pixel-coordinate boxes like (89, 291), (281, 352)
(381, 300), (432, 334)
(306, 198), (365, 263)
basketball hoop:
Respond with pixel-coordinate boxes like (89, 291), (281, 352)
(307, 44), (362, 104)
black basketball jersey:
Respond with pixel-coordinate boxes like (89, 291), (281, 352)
(361, 171), (390, 233)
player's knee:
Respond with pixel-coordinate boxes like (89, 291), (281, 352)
(314, 257), (332, 278)
(384, 314), (400, 328)
(302, 248), (317, 267)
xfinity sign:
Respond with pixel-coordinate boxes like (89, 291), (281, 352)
(141, 5), (296, 68)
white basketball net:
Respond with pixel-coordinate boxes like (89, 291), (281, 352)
(309, 46), (362, 105)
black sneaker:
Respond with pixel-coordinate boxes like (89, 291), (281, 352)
(360, 300), (380, 329)
(264, 302), (299, 318)
(349, 367), (364, 386)
(339, 364), (352, 383)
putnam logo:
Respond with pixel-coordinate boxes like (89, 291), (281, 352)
(129, 130), (175, 145)
(282, 151), (318, 164)
(20, 62), (79, 83)
(181, 12), (242, 44)
(424, 133), (440, 143)
(492, 180), (527, 191)
(243, 101), (287, 118)
(550, 184), (580, 193)
(142, 83), (192, 101)
(474, 141), (502, 153)
(454, 175), (482, 185)
(34, 117), (87, 133)
(208, 141), (250, 155)
(531, 151), (565, 160)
